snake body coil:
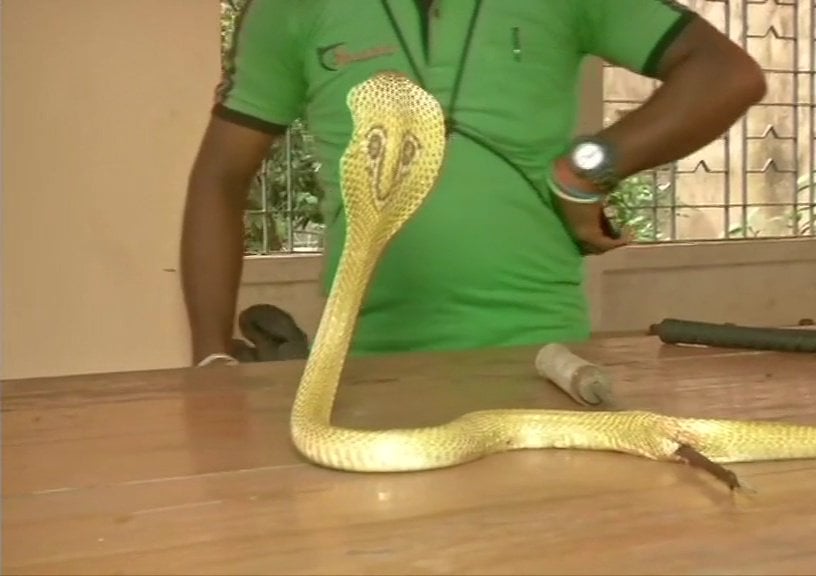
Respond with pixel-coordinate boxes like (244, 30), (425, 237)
(289, 72), (816, 476)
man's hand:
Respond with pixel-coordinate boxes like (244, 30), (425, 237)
(554, 198), (630, 255)
(549, 156), (630, 255)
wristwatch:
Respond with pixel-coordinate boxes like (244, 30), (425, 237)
(565, 136), (621, 193)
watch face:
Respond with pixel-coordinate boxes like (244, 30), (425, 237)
(572, 142), (605, 171)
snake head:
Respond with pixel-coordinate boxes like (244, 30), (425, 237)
(339, 72), (447, 247)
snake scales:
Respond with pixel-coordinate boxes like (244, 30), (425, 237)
(289, 71), (816, 484)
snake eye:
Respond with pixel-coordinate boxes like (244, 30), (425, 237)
(366, 127), (385, 160)
(400, 137), (417, 165)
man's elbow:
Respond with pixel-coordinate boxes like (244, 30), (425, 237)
(730, 54), (767, 106)
(663, 17), (767, 107)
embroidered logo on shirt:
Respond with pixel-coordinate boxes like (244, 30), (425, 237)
(317, 43), (397, 71)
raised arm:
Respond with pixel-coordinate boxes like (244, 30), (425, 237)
(585, 2), (766, 178)
(551, 1), (765, 253)
(181, 0), (306, 365)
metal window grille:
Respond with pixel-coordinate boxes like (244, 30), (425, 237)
(242, 124), (324, 255)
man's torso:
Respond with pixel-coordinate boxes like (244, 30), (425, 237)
(216, 0), (691, 353)
(294, 0), (594, 354)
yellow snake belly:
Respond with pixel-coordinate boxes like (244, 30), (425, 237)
(288, 71), (816, 478)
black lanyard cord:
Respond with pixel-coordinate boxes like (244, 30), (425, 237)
(380, 0), (427, 87)
(376, 1), (548, 205)
(380, 0), (482, 130)
(446, 0), (482, 131)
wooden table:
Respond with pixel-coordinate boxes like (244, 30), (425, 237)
(3, 335), (816, 575)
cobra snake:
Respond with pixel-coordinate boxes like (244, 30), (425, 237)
(289, 71), (816, 487)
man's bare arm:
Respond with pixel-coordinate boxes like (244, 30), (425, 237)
(180, 116), (285, 365)
(599, 15), (766, 179)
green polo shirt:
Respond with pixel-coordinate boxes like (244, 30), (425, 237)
(214, 0), (695, 355)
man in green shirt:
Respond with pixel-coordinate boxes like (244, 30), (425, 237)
(182, 0), (766, 366)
